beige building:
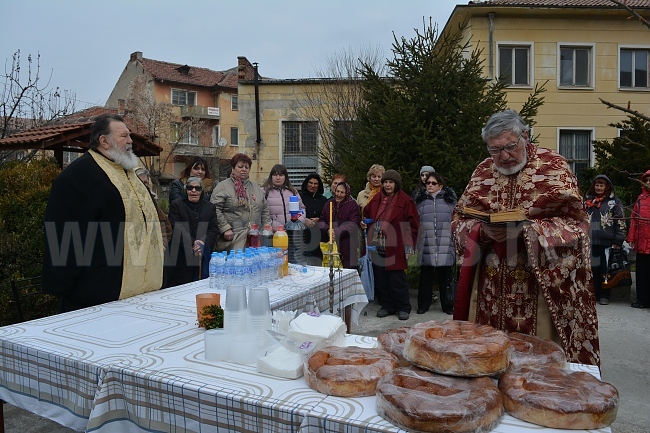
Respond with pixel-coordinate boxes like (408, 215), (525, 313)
(238, 0), (650, 184)
(441, 0), (650, 178)
(107, 52), (256, 180)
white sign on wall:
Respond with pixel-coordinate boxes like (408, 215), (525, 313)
(208, 107), (220, 116)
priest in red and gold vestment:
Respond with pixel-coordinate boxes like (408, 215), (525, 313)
(452, 109), (599, 366)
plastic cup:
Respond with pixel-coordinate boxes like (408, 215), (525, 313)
(204, 328), (230, 362)
(225, 285), (247, 312)
(230, 333), (259, 365)
(248, 287), (270, 316)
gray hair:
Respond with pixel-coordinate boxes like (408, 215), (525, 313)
(135, 167), (149, 177)
(481, 109), (529, 143)
(185, 176), (203, 188)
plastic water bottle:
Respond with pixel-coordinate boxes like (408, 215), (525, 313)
(209, 252), (218, 289)
(273, 226), (289, 277)
(285, 215), (306, 265)
(225, 251), (235, 287)
(261, 224), (274, 247)
(234, 253), (246, 288)
(244, 251), (256, 289)
(215, 252), (226, 291)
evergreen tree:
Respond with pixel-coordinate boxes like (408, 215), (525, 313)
(330, 19), (545, 195)
(582, 116), (650, 207)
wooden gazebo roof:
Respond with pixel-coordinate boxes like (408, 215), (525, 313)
(0, 107), (162, 168)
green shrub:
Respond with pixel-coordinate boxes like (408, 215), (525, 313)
(0, 158), (61, 326)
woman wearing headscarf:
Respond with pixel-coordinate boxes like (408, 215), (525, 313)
(362, 169), (419, 321)
(319, 181), (361, 269)
(167, 177), (219, 286)
(356, 164), (385, 214)
(262, 164), (306, 230)
(210, 153), (270, 252)
(169, 157), (215, 203)
(584, 174), (626, 305)
(627, 169), (650, 309)
(300, 173), (328, 265)
(414, 172), (456, 315)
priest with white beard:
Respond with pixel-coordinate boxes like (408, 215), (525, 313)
(43, 113), (164, 312)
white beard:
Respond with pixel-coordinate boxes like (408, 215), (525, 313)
(496, 147), (527, 176)
(105, 140), (139, 170)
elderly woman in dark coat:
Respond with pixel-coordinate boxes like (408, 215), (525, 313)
(300, 173), (328, 265)
(319, 182), (361, 269)
(167, 177), (219, 286)
(414, 172), (457, 315)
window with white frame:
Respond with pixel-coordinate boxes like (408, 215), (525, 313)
(559, 130), (591, 179)
(171, 89), (197, 106)
(559, 45), (593, 87)
(171, 122), (199, 145)
(498, 44), (531, 86)
(282, 121), (318, 185)
(230, 127), (239, 146)
(620, 48), (649, 88)
(231, 94), (238, 111)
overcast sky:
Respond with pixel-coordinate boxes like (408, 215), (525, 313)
(1, 0), (461, 109)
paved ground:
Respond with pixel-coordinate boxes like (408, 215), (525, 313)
(3, 285), (649, 433)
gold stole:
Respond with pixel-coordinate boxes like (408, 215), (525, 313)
(89, 150), (164, 298)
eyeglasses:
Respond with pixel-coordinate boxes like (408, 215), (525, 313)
(487, 135), (522, 155)
(186, 185), (203, 191)
(426, 181), (439, 185)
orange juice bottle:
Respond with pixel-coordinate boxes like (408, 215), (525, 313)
(273, 225), (289, 277)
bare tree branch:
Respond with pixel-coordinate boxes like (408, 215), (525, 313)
(599, 98), (650, 122)
(609, 0), (650, 29)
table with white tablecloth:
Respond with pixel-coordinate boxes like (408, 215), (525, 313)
(0, 266), (367, 432)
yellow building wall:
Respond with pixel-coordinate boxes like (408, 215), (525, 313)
(453, 9), (650, 152)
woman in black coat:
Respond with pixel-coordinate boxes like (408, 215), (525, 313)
(166, 177), (219, 286)
(299, 173), (329, 265)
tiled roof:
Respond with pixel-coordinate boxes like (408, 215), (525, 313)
(139, 58), (238, 89)
(468, 0), (650, 7)
(0, 123), (90, 146)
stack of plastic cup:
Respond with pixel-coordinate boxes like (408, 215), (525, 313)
(230, 333), (259, 365)
(204, 328), (230, 362)
(224, 285), (248, 334)
(248, 287), (271, 356)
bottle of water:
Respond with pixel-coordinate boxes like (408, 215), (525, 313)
(225, 251), (235, 287)
(261, 224), (274, 247)
(215, 252), (226, 291)
(209, 252), (218, 289)
(234, 253), (246, 289)
(285, 215), (306, 265)
(244, 250), (256, 289)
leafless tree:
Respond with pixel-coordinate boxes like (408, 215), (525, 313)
(297, 44), (387, 181)
(1, 50), (77, 163)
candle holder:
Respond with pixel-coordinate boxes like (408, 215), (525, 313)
(322, 241), (341, 314)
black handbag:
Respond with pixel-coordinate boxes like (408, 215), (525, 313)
(444, 263), (458, 307)
(606, 248), (628, 276)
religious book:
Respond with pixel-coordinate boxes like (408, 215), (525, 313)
(461, 207), (527, 224)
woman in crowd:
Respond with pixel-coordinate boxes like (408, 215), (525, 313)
(262, 164), (306, 230)
(356, 164), (384, 214)
(210, 153), (270, 251)
(362, 170), (419, 321)
(414, 172), (456, 315)
(325, 173), (348, 199)
(169, 157), (214, 203)
(167, 177), (219, 286)
(319, 181), (361, 269)
(411, 165), (435, 200)
(627, 169), (650, 309)
(584, 174), (626, 306)
(300, 173), (328, 265)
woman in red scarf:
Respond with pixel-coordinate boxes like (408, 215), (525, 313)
(319, 182), (360, 269)
(627, 169), (650, 309)
(584, 174), (626, 305)
(362, 170), (419, 320)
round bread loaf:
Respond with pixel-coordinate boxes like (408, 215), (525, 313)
(403, 320), (510, 377)
(376, 366), (504, 433)
(305, 346), (398, 397)
(377, 326), (411, 366)
(508, 332), (566, 369)
(498, 365), (618, 429)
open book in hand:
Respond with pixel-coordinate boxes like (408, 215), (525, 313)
(461, 207), (527, 224)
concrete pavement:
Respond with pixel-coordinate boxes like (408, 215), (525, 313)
(3, 286), (649, 433)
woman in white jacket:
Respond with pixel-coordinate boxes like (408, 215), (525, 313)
(262, 164), (306, 230)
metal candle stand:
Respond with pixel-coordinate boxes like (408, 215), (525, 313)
(323, 241), (343, 316)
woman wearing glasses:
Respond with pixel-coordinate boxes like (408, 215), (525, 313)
(166, 177), (219, 286)
(414, 172), (457, 314)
